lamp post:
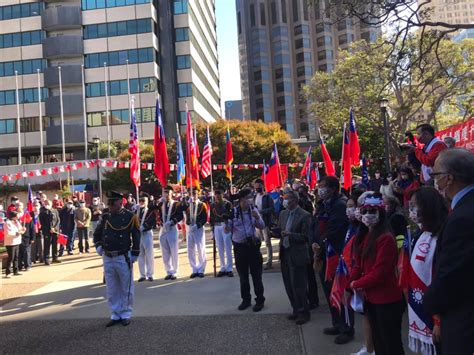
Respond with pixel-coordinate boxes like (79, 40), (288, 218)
(379, 97), (391, 173)
(93, 136), (102, 199)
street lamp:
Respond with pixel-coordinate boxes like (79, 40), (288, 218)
(93, 136), (102, 199)
(379, 98), (391, 174)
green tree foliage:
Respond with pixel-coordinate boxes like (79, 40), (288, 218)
(305, 36), (473, 167)
(102, 120), (300, 193)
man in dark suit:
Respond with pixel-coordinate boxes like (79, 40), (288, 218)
(425, 148), (474, 355)
(274, 189), (312, 325)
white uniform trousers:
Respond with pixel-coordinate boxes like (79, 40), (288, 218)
(138, 229), (154, 278)
(103, 254), (134, 320)
(187, 226), (206, 274)
(159, 226), (179, 276)
(214, 224), (233, 272)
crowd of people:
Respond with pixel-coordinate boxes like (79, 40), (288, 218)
(2, 123), (473, 355)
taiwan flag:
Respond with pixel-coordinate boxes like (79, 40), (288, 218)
(225, 126), (233, 181)
(27, 184), (34, 213)
(325, 240), (339, 282)
(343, 128), (352, 191)
(300, 146), (312, 183)
(153, 97), (170, 187)
(263, 143), (282, 192)
(349, 109), (360, 167)
(330, 256), (350, 314)
(320, 135), (335, 177)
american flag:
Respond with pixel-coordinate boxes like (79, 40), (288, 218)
(129, 97), (140, 188)
(201, 126), (212, 179)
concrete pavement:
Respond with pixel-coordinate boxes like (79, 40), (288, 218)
(1, 231), (413, 354)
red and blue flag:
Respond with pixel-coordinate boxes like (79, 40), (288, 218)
(349, 109), (360, 167)
(330, 256), (350, 314)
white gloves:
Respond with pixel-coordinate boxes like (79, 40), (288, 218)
(96, 246), (104, 256)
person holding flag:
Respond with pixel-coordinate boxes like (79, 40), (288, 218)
(17, 202), (36, 272)
(153, 97), (169, 187)
(263, 143), (283, 192)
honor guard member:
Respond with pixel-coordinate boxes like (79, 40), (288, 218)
(184, 190), (208, 278)
(157, 187), (184, 280)
(137, 195), (158, 282)
(210, 186), (233, 277)
(93, 191), (140, 327)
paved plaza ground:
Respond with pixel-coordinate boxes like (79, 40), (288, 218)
(1, 231), (414, 354)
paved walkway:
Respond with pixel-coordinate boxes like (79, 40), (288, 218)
(1, 232), (413, 354)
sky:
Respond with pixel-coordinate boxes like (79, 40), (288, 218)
(215, 0), (241, 113)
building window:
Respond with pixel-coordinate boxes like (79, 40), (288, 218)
(173, 0), (188, 14)
(281, 0), (287, 23)
(297, 66), (312, 77)
(87, 106), (155, 126)
(274, 54), (290, 65)
(317, 50), (333, 61)
(303, 0), (309, 20)
(295, 38), (310, 49)
(86, 77), (158, 98)
(293, 0), (299, 22)
(275, 67), (290, 79)
(85, 48), (153, 68)
(237, 12), (242, 34)
(0, 3), (42, 21)
(83, 19), (152, 40)
(0, 30), (43, 49)
(316, 35), (332, 46)
(315, 22), (331, 34)
(176, 55), (191, 69)
(178, 83), (192, 97)
(0, 88), (48, 106)
(175, 27), (189, 41)
(260, 3), (266, 26)
(82, 0), (150, 10)
(0, 59), (47, 77)
(271, 2), (277, 24)
(300, 122), (309, 132)
(250, 4), (256, 27)
(0, 119), (16, 134)
(20, 116), (49, 132)
(294, 24), (310, 36)
(296, 52), (311, 63)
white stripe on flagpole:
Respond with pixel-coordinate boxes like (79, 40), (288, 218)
(104, 62), (111, 158)
(15, 70), (22, 165)
(37, 69), (44, 164)
(58, 66), (66, 163)
(81, 64), (88, 160)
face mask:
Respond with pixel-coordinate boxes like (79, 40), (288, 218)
(247, 198), (254, 206)
(375, 174), (381, 179)
(292, 184), (301, 191)
(346, 207), (356, 219)
(409, 207), (420, 224)
(282, 199), (289, 208)
(79, 203), (85, 208)
(354, 208), (362, 221)
(45, 205), (52, 210)
(318, 187), (329, 200)
(401, 175), (408, 180)
(67, 203), (73, 209)
(256, 187), (263, 193)
(362, 212), (379, 227)
(92, 200), (98, 205)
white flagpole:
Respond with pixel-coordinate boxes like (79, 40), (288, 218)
(126, 59), (131, 128)
(340, 123), (346, 182)
(104, 62), (110, 158)
(208, 126), (214, 203)
(37, 69), (44, 164)
(81, 64), (88, 160)
(15, 71), (22, 165)
(58, 66), (66, 162)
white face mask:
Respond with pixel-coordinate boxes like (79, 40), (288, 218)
(67, 203), (73, 209)
(346, 207), (356, 219)
(409, 207), (420, 224)
(282, 199), (289, 208)
(375, 173), (381, 179)
(362, 211), (379, 227)
(354, 207), (362, 221)
(318, 187), (329, 200)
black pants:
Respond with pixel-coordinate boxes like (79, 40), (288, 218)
(233, 241), (265, 304)
(32, 235), (43, 263)
(281, 249), (309, 315)
(77, 228), (89, 252)
(43, 234), (58, 262)
(19, 242), (32, 270)
(366, 300), (405, 355)
(307, 255), (320, 306)
(319, 260), (354, 335)
(6, 245), (20, 275)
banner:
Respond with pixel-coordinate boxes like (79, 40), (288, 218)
(437, 117), (474, 152)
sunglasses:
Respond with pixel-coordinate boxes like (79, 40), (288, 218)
(361, 208), (379, 215)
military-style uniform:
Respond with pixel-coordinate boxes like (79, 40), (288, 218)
(210, 199), (233, 274)
(137, 205), (157, 280)
(93, 207), (140, 321)
(157, 198), (184, 278)
(184, 199), (208, 277)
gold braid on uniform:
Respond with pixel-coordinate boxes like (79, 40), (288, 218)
(105, 214), (140, 231)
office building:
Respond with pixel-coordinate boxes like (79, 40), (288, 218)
(235, 0), (380, 139)
(419, 0), (474, 29)
(224, 100), (243, 119)
(0, 0), (220, 166)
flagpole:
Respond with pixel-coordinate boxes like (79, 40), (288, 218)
(104, 62), (111, 158)
(126, 59), (131, 134)
(207, 125), (217, 277)
(263, 159), (266, 188)
(15, 70), (22, 165)
(340, 123), (346, 181)
(58, 66), (66, 163)
(186, 102), (194, 225)
(81, 64), (88, 160)
(275, 142), (284, 188)
(37, 69), (44, 164)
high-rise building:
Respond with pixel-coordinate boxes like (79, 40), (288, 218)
(418, 0), (474, 28)
(225, 100), (243, 119)
(236, 0), (380, 139)
(0, 0), (220, 166)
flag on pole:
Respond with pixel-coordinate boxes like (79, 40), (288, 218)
(309, 163), (317, 190)
(194, 127), (200, 160)
(325, 240), (339, 282)
(27, 184), (34, 213)
(343, 128), (352, 191)
(362, 156), (369, 187)
(349, 109), (360, 167)
(129, 97), (141, 188)
(263, 143), (282, 192)
(397, 229), (411, 289)
(330, 256), (350, 314)
(201, 126), (212, 179)
(153, 97), (169, 186)
(186, 111), (200, 190)
(176, 128), (186, 184)
(225, 126), (233, 181)
(300, 146), (312, 183)
(320, 135), (336, 177)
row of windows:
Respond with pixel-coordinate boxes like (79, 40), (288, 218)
(87, 106), (156, 127)
(83, 19), (152, 40)
(0, 59), (47, 77)
(0, 88), (48, 106)
(0, 119), (16, 134)
(178, 83), (192, 97)
(175, 27), (189, 42)
(85, 77), (157, 97)
(84, 48), (154, 68)
(0, 2), (42, 21)
(176, 55), (191, 69)
(174, 0), (188, 15)
(254, 66), (311, 83)
(81, 0), (150, 10)
(0, 116), (49, 134)
(0, 30), (44, 49)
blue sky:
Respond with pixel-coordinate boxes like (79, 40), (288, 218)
(216, 0), (241, 112)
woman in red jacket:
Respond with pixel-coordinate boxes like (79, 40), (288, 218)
(350, 193), (405, 355)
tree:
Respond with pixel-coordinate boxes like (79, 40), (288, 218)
(101, 120), (300, 193)
(304, 37), (473, 166)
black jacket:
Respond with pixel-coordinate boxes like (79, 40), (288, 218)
(184, 200), (207, 228)
(424, 189), (474, 355)
(138, 206), (157, 232)
(59, 207), (75, 234)
(254, 193), (275, 227)
(157, 200), (184, 226)
(39, 207), (60, 236)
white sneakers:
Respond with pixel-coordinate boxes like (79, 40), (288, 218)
(350, 346), (375, 355)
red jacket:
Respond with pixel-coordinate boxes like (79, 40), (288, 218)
(414, 141), (447, 168)
(350, 232), (402, 304)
